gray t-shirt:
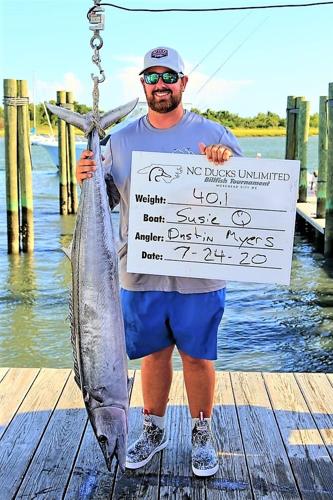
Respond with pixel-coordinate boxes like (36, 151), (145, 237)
(104, 110), (242, 293)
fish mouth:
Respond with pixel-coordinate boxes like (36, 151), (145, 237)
(90, 406), (127, 472)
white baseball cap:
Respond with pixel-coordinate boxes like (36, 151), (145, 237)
(139, 47), (185, 75)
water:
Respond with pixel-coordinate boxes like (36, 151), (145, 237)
(1, 135), (332, 371)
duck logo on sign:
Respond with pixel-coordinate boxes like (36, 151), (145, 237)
(138, 164), (183, 183)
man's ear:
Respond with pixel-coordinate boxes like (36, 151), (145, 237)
(181, 75), (189, 92)
(140, 77), (145, 89)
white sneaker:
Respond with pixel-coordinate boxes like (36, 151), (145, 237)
(191, 415), (219, 477)
(125, 414), (168, 469)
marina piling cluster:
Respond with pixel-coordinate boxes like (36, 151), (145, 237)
(285, 84), (333, 256)
(56, 91), (78, 216)
(3, 79), (34, 254)
(3, 83), (79, 254)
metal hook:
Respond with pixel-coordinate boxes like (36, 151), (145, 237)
(90, 34), (104, 50)
(91, 71), (105, 84)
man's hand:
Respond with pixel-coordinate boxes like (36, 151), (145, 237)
(76, 150), (96, 185)
(199, 142), (232, 164)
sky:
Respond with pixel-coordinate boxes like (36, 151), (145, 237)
(1, 0), (333, 117)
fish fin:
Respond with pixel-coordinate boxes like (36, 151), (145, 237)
(127, 375), (134, 393)
(61, 241), (72, 260)
(45, 102), (87, 132)
(100, 98), (138, 130)
(69, 290), (81, 389)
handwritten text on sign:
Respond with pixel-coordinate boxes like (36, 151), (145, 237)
(127, 152), (300, 285)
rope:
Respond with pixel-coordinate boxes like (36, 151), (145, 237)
(3, 96), (29, 106)
(84, 77), (106, 139)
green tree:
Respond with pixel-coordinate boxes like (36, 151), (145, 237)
(310, 113), (319, 128)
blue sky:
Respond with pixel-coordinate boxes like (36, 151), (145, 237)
(2, 0), (332, 117)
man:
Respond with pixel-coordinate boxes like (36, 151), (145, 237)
(77, 46), (242, 477)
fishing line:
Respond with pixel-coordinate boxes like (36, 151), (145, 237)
(188, 13), (251, 76)
(87, 1), (333, 17)
(195, 17), (269, 97)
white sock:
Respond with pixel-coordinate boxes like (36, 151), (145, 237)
(150, 413), (166, 429)
(192, 416), (212, 430)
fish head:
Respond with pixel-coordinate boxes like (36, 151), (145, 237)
(89, 406), (127, 472)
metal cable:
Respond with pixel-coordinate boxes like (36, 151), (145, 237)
(87, 1), (333, 16)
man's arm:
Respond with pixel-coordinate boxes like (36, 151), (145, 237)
(76, 149), (120, 211)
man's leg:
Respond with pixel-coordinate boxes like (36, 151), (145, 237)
(180, 350), (218, 477)
(126, 345), (174, 469)
(179, 350), (215, 417)
(141, 344), (175, 416)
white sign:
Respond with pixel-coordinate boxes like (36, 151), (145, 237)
(127, 152), (300, 285)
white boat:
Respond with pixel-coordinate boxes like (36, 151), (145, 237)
(31, 134), (87, 167)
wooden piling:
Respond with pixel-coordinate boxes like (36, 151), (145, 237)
(57, 91), (68, 215)
(317, 96), (328, 219)
(66, 92), (78, 214)
(296, 98), (310, 202)
(285, 96), (297, 160)
(65, 120), (72, 214)
(4, 79), (20, 254)
(17, 80), (34, 252)
(324, 83), (333, 256)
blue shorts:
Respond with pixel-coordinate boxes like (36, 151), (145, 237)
(120, 289), (226, 360)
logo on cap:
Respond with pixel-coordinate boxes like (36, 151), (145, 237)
(151, 48), (168, 58)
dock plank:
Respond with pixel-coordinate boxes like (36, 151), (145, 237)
(15, 373), (87, 500)
(113, 370), (161, 499)
(264, 372), (333, 499)
(231, 371), (300, 499)
(0, 368), (70, 500)
(0, 367), (9, 382)
(64, 371), (135, 500)
(0, 367), (40, 439)
(295, 373), (333, 460)
(207, 371), (252, 499)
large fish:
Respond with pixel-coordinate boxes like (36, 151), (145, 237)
(46, 99), (138, 472)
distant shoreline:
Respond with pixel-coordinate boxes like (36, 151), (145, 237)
(0, 125), (319, 138)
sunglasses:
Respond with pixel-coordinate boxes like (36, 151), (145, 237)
(143, 71), (184, 85)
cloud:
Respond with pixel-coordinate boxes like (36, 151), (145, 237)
(29, 72), (86, 103)
(104, 61), (145, 106)
(186, 65), (253, 111)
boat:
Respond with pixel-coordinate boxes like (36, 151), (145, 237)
(31, 134), (87, 167)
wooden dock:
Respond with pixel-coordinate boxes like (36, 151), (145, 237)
(297, 196), (325, 235)
(1, 368), (333, 499)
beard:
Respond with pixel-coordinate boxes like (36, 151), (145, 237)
(144, 87), (183, 113)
